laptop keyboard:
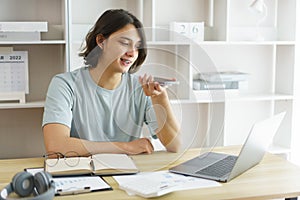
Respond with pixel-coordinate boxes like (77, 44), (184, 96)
(195, 155), (238, 178)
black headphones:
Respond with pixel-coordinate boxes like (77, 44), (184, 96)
(0, 171), (55, 200)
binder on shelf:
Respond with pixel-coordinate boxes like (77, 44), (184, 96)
(0, 21), (48, 32)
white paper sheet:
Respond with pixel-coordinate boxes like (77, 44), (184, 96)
(114, 170), (221, 196)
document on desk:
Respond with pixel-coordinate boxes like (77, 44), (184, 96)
(113, 171), (221, 198)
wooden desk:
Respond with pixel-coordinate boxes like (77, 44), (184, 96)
(1, 146), (300, 200)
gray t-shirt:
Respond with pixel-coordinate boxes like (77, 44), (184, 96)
(42, 67), (158, 142)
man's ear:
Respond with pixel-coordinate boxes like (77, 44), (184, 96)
(96, 34), (105, 48)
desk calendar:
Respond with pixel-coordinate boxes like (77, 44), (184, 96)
(0, 51), (28, 103)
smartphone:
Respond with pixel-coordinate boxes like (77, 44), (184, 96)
(153, 77), (179, 86)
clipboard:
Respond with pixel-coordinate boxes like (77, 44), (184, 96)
(25, 168), (112, 195)
(53, 176), (112, 195)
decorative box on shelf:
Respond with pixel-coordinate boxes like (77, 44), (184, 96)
(169, 22), (204, 42)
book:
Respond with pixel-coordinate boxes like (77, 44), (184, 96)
(193, 79), (239, 90)
(0, 21), (48, 32)
(44, 154), (139, 176)
(197, 71), (249, 82)
(0, 32), (41, 41)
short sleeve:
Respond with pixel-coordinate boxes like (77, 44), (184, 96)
(144, 97), (159, 138)
(42, 75), (73, 128)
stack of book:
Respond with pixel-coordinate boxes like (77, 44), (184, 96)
(0, 21), (48, 41)
(193, 71), (249, 91)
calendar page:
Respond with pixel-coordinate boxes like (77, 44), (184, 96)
(0, 51), (29, 93)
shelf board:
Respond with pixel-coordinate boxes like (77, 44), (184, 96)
(0, 101), (44, 109)
(223, 93), (294, 102)
(71, 40), (192, 46)
(70, 40), (296, 46)
(147, 41), (191, 45)
(170, 92), (294, 104)
(0, 40), (66, 45)
(145, 40), (296, 46)
(198, 41), (296, 46)
(1, 93), (292, 107)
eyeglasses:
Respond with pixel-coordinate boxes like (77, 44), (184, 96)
(43, 151), (81, 167)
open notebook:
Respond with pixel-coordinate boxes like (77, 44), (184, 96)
(44, 153), (139, 176)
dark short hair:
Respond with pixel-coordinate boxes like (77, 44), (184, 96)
(79, 9), (147, 74)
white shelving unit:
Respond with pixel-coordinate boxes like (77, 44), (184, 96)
(0, 0), (299, 160)
(206, 0), (297, 159)
(66, 0), (300, 158)
(0, 0), (68, 158)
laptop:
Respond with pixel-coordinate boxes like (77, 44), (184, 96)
(169, 112), (286, 182)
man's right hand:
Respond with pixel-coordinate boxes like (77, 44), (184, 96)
(121, 138), (154, 155)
